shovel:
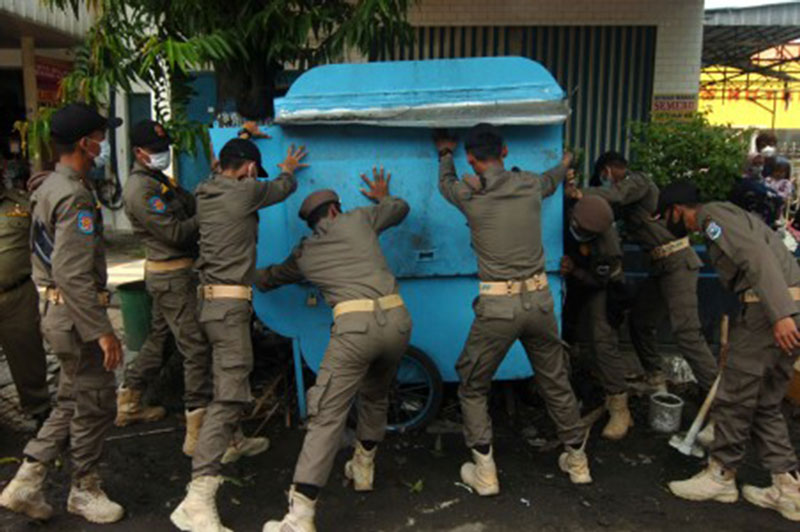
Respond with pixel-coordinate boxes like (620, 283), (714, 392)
(669, 314), (729, 458)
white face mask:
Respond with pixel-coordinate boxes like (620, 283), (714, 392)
(147, 150), (171, 171)
(89, 138), (111, 168)
(760, 145), (777, 158)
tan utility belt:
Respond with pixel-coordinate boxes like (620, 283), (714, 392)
(479, 272), (548, 296)
(45, 287), (110, 307)
(145, 257), (193, 273)
(332, 294), (405, 320)
(650, 237), (690, 260)
(201, 284), (252, 301)
(741, 286), (800, 304)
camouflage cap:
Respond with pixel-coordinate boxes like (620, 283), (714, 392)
(299, 189), (340, 220)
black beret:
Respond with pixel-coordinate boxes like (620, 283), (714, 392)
(50, 103), (122, 144)
(130, 120), (171, 151)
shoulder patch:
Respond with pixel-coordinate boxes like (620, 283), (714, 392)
(77, 210), (95, 235)
(705, 221), (722, 241)
(148, 195), (167, 213)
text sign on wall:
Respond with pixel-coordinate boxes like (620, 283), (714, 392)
(652, 94), (698, 121)
(35, 57), (72, 106)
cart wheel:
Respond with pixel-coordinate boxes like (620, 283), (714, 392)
(386, 346), (443, 432)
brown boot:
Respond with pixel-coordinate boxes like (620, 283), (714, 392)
(115, 387), (166, 427)
(183, 408), (207, 457)
(602, 393), (633, 440)
(742, 471), (800, 522)
(668, 458), (738, 503)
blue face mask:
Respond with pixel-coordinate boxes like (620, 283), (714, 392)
(88, 138), (111, 168)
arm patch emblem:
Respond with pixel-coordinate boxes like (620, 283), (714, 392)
(77, 210), (95, 235)
(148, 196), (167, 213)
(705, 221), (722, 241)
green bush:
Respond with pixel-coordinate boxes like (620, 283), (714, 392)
(629, 113), (750, 201)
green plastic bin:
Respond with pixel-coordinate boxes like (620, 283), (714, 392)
(117, 280), (152, 351)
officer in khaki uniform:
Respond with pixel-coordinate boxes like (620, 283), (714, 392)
(574, 152), (718, 392)
(118, 120), (212, 455)
(259, 168), (412, 532)
(662, 182), (800, 522)
(561, 196), (633, 440)
(0, 103), (125, 524)
(434, 124), (591, 496)
(171, 139), (307, 532)
(0, 185), (50, 421)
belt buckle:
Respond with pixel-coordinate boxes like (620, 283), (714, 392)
(506, 280), (514, 296)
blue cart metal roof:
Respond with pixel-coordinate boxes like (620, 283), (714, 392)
(275, 57), (569, 127)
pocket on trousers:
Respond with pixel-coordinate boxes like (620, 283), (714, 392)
(475, 297), (515, 320)
(43, 327), (80, 355)
(306, 369), (332, 418)
(332, 315), (369, 335)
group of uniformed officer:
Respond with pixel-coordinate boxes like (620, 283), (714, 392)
(0, 105), (797, 531)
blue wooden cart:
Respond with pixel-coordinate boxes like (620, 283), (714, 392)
(208, 56), (569, 430)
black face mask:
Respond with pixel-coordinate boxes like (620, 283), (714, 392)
(666, 209), (688, 238)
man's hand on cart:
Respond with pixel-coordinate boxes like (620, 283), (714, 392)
(278, 144), (309, 175)
(561, 150), (574, 168)
(360, 166), (392, 202)
(433, 128), (457, 156)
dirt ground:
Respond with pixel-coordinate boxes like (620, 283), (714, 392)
(0, 390), (797, 532)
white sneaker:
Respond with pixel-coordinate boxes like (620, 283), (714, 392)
(170, 476), (231, 532)
(668, 458), (738, 503)
(262, 486), (316, 532)
(344, 441), (376, 491)
(460, 447), (499, 496)
(742, 471), (800, 522)
(0, 460), (53, 520)
(67, 472), (124, 524)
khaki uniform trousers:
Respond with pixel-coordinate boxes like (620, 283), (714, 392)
(24, 303), (116, 479)
(124, 268), (212, 409)
(629, 265), (718, 389)
(192, 299), (252, 478)
(293, 306), (411, 487)
(457, 289), (584, 448)
(710, 301), (799, 473)
(0, 279), (50, 415)
(584, 289), (628, 394)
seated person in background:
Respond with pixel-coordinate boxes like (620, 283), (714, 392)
(765, 157), (794, 202)
(743, 132), (779, 181)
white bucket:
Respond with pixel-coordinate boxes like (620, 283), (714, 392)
(648, 392), (684, 433)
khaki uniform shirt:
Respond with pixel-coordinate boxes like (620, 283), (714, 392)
(567, 225), (624, 288)
(31, 163), (112, 341)
(585, 172), (703, 272)
(195, 172), (296, 287)
(122, 161), (198, 261)
(0, 187), (32, 290)
(258, 196), (410, 306)
(438, 153), (565, 281)
(699, 201), (800, 325)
